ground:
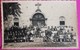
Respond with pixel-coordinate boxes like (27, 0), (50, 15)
(3, 38), (77, 48)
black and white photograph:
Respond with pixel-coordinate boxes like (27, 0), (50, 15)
(2, 0), (78, 48)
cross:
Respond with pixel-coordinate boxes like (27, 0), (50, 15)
(35, 3), (41, 9)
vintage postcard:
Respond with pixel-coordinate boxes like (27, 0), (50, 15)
(1, 0), (78, 49)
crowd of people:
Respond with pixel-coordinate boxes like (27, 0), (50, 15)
(4, 25), (76, 43)
(4, 25), (33, 43)
(4, 25), (45, 43)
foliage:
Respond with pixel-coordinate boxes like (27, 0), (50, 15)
(3, 3), (22, 21)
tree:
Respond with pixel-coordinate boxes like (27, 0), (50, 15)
(3, 2), (22, 21)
